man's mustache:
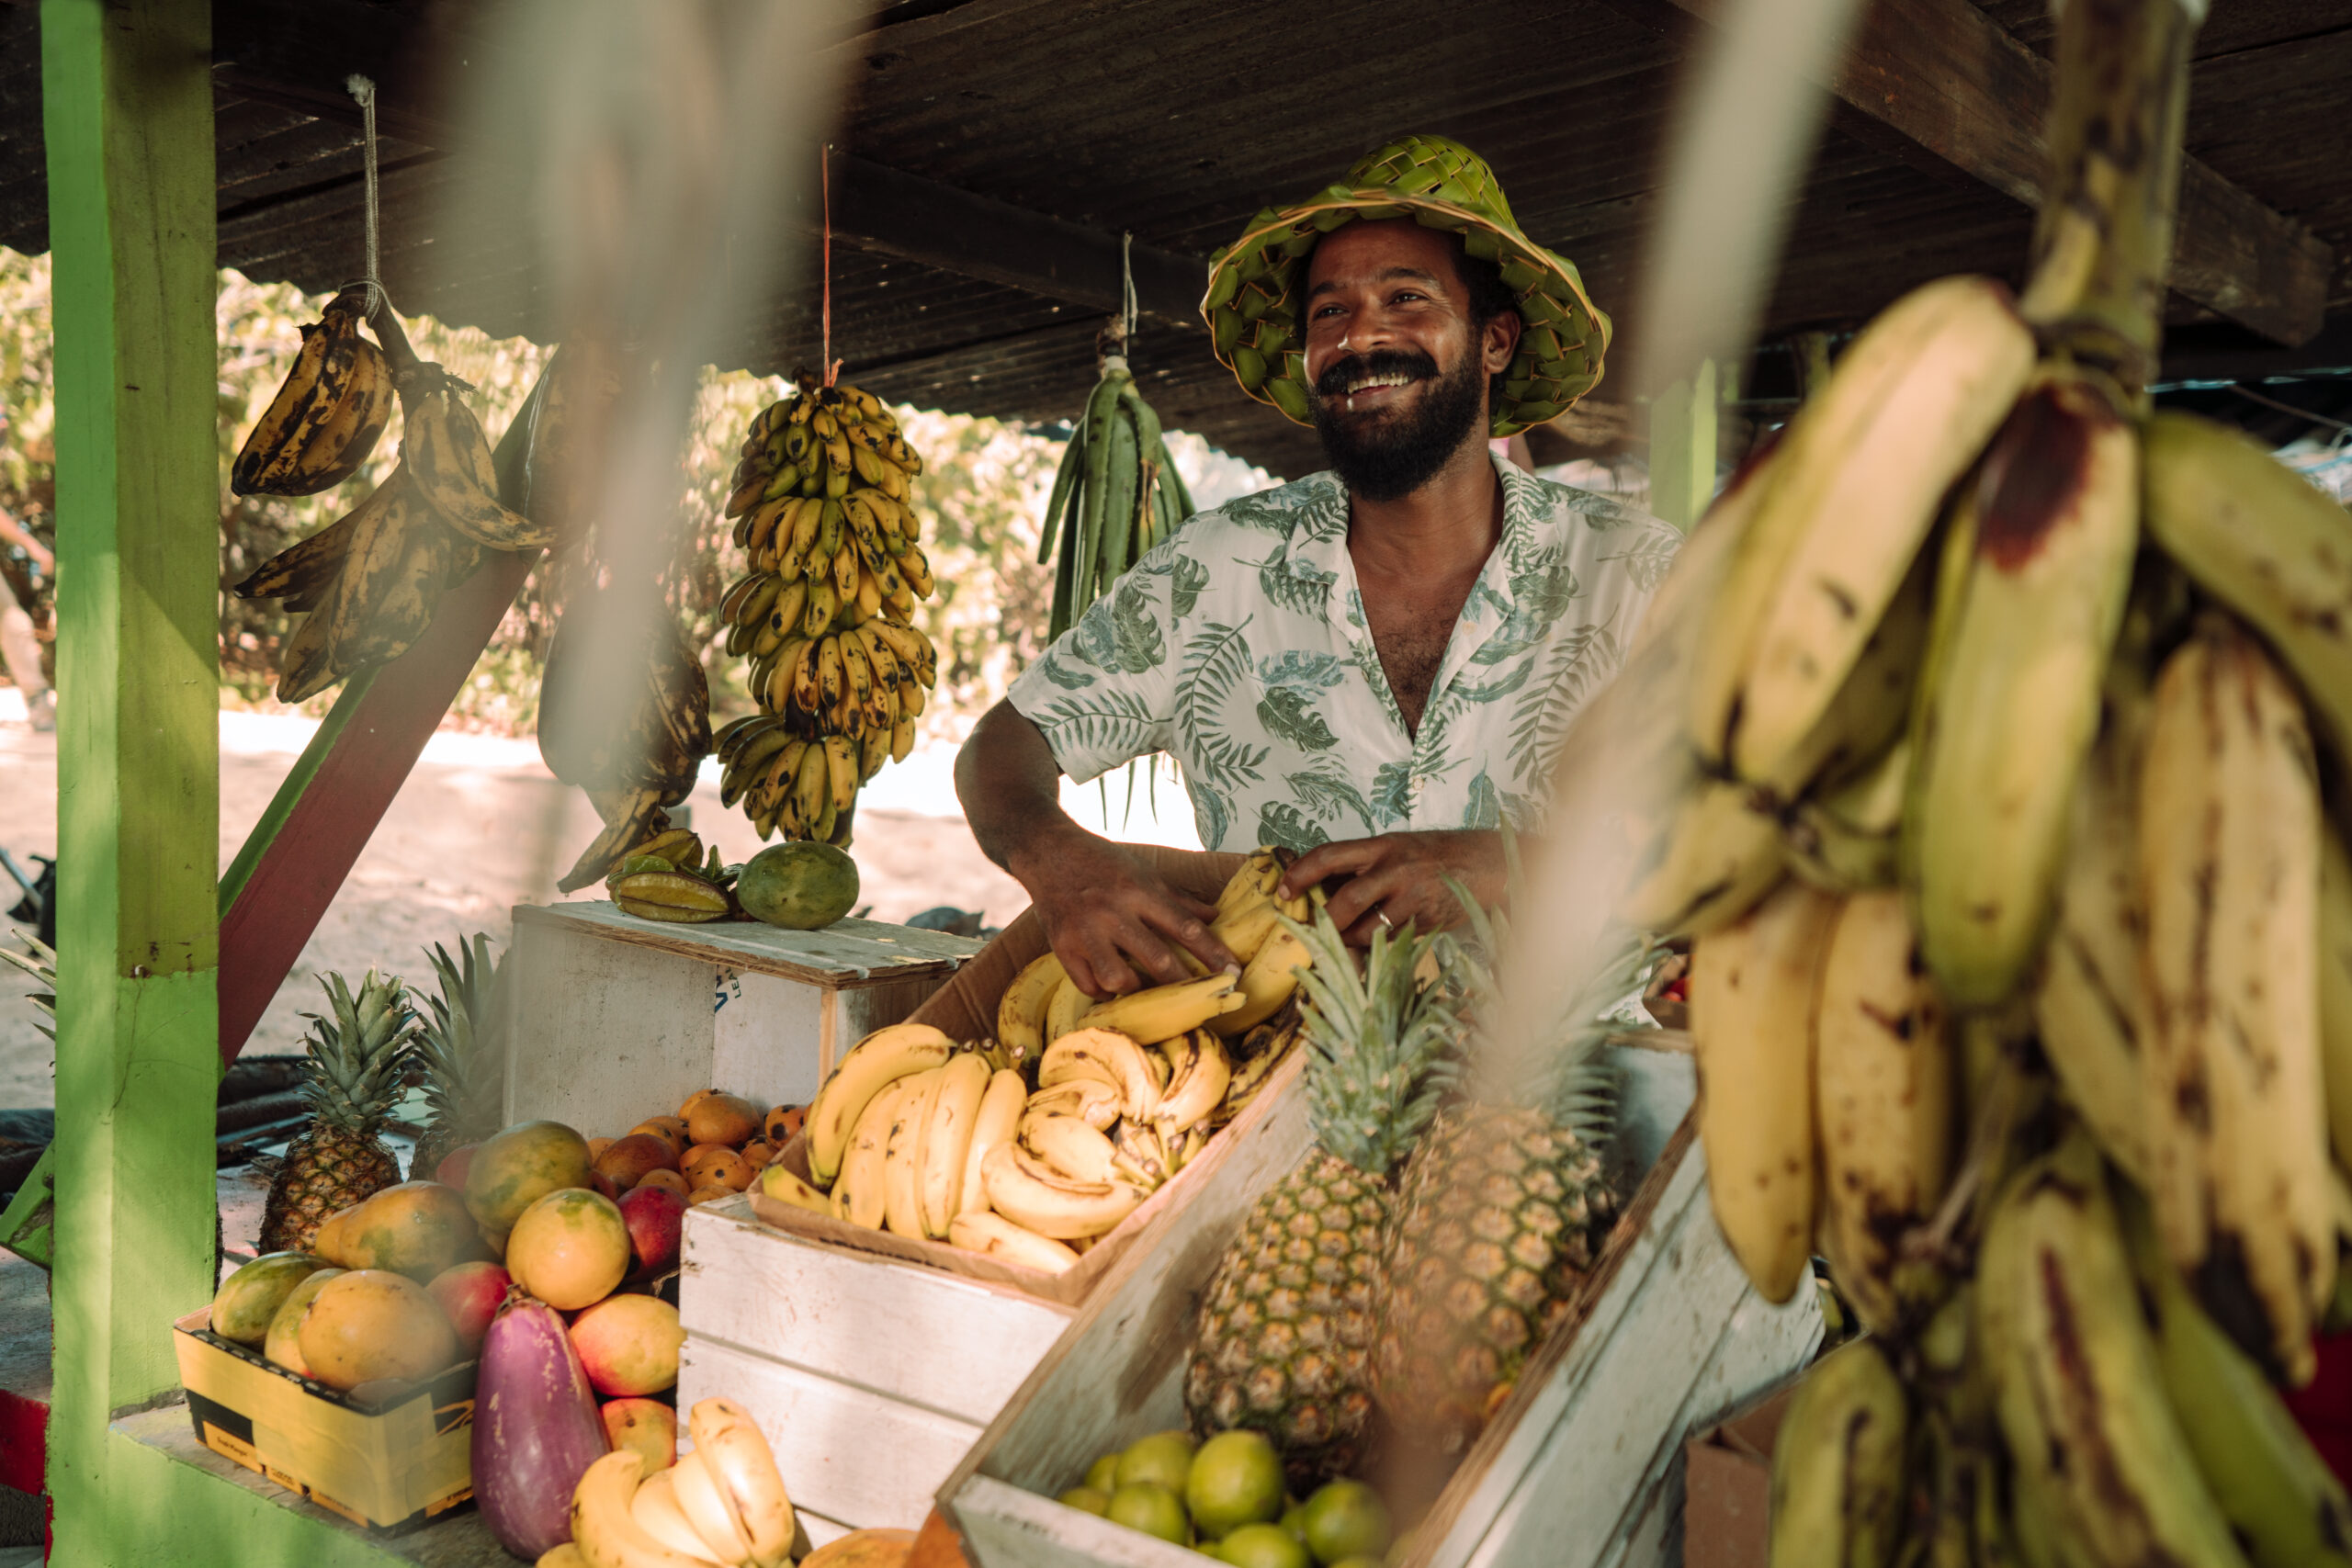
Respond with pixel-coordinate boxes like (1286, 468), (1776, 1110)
(1313, 348), (1439, 399)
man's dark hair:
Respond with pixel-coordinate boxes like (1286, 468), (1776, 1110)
(1443, 231), (1521, 406)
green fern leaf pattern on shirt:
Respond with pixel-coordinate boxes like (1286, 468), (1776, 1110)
(1257, 800), (1328, 853)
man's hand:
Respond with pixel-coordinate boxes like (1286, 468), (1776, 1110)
(1015, 826), (1237, 998)
(1280, 829), (1508, 945)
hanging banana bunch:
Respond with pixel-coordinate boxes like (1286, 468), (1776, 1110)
(231, 287), (397, 497)
(1631, 1), (2352, 1562)
(1037, 344), (1195, 641)
(707, 374), (941, 847)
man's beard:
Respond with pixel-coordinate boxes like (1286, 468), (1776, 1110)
(1308, 346), (1489, 503)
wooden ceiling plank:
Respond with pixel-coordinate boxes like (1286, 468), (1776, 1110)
(1603, 0), (2333, 344)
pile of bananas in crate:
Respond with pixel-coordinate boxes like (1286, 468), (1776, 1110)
(709, 376), (940, 845)
(232, 288), (558, 702)
(1611, 1), (2352, 1561)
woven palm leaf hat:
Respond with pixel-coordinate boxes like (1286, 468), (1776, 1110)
(1201, 133), (1611, 439)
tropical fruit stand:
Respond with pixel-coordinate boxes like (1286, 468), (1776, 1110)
(3, 0), (2351, 1566)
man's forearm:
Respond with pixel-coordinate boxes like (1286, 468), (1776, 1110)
(954, 699), (1084, 882)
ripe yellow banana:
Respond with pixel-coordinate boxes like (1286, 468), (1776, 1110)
(1690, 878), (1839, 1303)
(1204, 888), (1300, 968)
(1814, 888), (1953, 1337)
(920, 1051), (991, 1237)
(628, 1469), (726, 1566)
(959, 1067), (1028, 1220)
(997, 951), (1067, 1065)
(684, 1398), (794, 1568)
(1025, 1077), (1122, 1131)
(2140, 616), (2331, 1384)
(882, 1065), (943, 1238)
(1214, 925), (1309, 1037)
(571, 1450), (713, 1568)
(401, 367), (552, 549)
(232, 290), (396, 496)
(1080, 972), (1245, 1043)
(1905, 367), (2140, 1010)
(1020, 1109), (1121, 1184)
(1690, 274), (2036, 779)
(831, 1077), (902, 1230)
(1043, 974), (1090, 1044)
(2142, 410), (2352, 760)
(1616, 779), (1783, 938)
(1215, 848), (1285, 919)
(1152, 1030), (1232, 1136)
(1975, 1135), (2246, 1568)
(1757, 539), (1933, 802)
(979, 1141), (1147, 1239)
(1765, 1339), (1910, 1568)
(2322, 826), (2352, 1173)
(757, 1164), (831, 1218)
(1778, 736), (1907, 895)
(2032, 720), (2153, 1188)
(1039, 1029), (1162, 1119)
(948, 1211), (1080, 1275)
(667, 1448), (759, 1566)
(803, 1022), (954, 1186)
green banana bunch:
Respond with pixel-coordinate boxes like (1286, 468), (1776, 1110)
(1036, 352), (1195, 641)
(711, 376), (939, 845)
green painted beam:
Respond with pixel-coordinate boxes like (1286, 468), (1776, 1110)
(1646, 358), (1720, 532)
(41, 0), (222, 1561)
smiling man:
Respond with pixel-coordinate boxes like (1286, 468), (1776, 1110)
(955, 136), (1681, 997)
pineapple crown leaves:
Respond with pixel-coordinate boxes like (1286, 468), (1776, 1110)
(1, 938), (56, 1043)
(415, 933), (506, 1136)
(1430, 868), (1652, 1150)
(1283, 893), (1464, 1179)
(297, 968), (419, 1133)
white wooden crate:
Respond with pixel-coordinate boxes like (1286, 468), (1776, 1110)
(501, 900), (978, 1135)
(937, 1044), (1824, 1568)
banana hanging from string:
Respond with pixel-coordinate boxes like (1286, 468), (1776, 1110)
(1036, 345), (1195, 642)
(711, 373), (940, 846)
(231, 286), (397, 497)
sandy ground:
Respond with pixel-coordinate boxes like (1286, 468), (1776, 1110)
(0, 690), (1199, 1111)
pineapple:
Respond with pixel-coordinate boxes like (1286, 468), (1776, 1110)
(407, 933), (504, 1180)
(1369, 910), (1642, 1457)
(1183, 900), (1462, 1489)
(257, 969), (415, 1254)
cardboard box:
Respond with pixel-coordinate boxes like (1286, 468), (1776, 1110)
(745, 847), (1264, 1306)
(1680, 1382), (1796, 1568)
(171, 1312), (475, 1537)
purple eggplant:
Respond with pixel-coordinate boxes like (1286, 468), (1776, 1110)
(472, 1293), (609, 1559)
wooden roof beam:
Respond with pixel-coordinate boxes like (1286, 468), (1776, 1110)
(1602, 0), (2333, 345)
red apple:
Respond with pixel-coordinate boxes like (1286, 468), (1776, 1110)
(616, 1184), (687, 1278)
(601, 1397), (677, 1471)
(426, 1260), (510, 1355)
(433, 1144), (479, 1190)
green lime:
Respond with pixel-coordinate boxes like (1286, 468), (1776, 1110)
(1329, 1559), (1384, 1568)
(1108, 1482), (1191, 1545)
(1279, 1499), (1308, 1542)
(1117, 1428), (1198, 1493)
(1301, 1481), (1392, 1564)
(1187, 1430), (1286, 1539)
(1086, 1453), (1122, 1493)
(1057, 1485), (1111, 1517)
(1215, 1522), (1311, 1568)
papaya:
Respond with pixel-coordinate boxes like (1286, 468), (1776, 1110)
(263, 1267), (346, 1377)
(210, 1252), (332, 1346)
(736, 841), (860, 930)
(298, 1269), (459, 1390)
(319, 1181), (477, 1280)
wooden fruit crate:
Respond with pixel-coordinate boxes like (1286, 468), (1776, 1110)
(500, 899), (978, 1135)
(936, 1043), (1826, 1568)
(676, 848), (1317, 1542)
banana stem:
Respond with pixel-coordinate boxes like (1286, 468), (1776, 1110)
(2018, 0), (2200, 397)
(350, 283), (423, 378)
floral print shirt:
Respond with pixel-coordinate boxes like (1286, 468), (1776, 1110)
(1007, 453), (1681, 853)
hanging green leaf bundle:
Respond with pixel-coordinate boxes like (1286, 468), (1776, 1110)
(1037, 345), (1195, 641)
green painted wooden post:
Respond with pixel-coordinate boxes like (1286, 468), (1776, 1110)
(41, 0), (223, 1558)
(1646, 357), (1720, 532)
